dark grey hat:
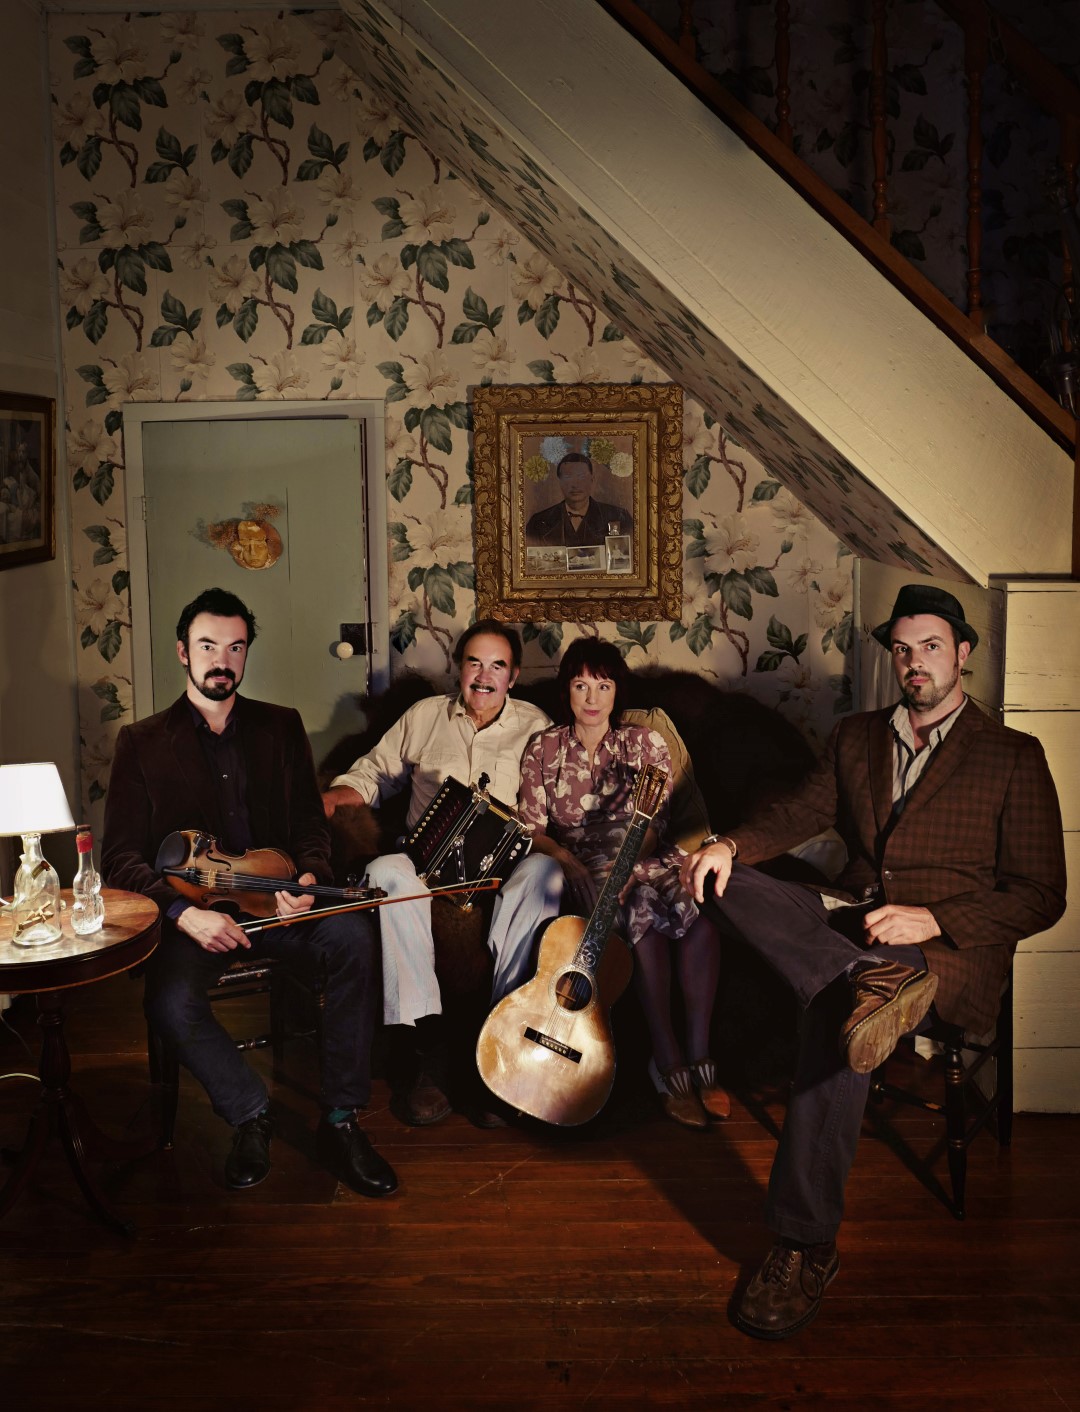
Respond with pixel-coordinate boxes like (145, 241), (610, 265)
(871, 584), (978, 649)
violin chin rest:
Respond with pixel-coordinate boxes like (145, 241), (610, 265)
(154, 831), (191, 872)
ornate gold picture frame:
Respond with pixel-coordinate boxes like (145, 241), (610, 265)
(0, 392), (56, 571)
(473, 383), (683, 623)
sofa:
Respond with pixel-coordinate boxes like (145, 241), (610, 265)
(318, 667), (820, 1086)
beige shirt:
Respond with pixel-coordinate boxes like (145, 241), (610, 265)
(889, 695), (968, 807)
(330, 693), (551, 830)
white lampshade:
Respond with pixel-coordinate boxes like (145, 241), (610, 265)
(0, 762), (76, 837)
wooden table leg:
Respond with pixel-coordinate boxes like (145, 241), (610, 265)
(0, 991), (142, 1236)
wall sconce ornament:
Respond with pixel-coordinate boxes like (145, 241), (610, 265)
(196, 502), (283, 571)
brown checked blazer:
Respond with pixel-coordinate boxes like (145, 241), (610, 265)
(731, 700), (1067, 1033)
(102, 694), (333, 917)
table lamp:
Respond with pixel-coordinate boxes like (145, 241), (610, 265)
(0, 762), (76, 946)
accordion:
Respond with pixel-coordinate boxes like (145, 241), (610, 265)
(403, 774), (531, 910)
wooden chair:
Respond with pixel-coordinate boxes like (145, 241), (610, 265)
(867, 977), (1013, 1219)
(147, 958), (323, 1149)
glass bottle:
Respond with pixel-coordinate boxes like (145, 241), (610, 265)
(71, 825), (106, 935)
(10, 833), (63, 946)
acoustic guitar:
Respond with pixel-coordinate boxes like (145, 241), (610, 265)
(476, 765), (668, 1126)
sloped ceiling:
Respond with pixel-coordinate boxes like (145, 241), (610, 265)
(334, 0), (1074, 584)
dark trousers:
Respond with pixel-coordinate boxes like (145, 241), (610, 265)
(702, 864), (927, 1244)
(144, 910), (379, 1128)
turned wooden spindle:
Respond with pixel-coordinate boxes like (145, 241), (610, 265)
(964, 16), (987, 327)
(871, 0), (890, 237)
(775, 0), (793, 148)
(677, 0), (696, 58)
(1061, 117), (1079, 318)
(1074, 438), (1080, 579)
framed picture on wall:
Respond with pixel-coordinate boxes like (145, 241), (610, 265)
(0, 392), (56, 571)
(473, 382), (683, 623)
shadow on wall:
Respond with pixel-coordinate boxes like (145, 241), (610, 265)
(318, 666), (818, 856)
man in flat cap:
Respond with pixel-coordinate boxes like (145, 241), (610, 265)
(681, 583), (1066, 1340)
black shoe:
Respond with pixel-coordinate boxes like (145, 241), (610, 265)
(318, 1115), (398, 1198)
(224, 1111), (273, 1189)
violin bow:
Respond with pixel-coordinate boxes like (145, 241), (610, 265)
(237, 876), (503, 935)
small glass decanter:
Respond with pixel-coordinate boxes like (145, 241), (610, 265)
(71, 825), (106, 935)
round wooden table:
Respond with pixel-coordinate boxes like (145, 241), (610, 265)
(0, 888), (160, 1235)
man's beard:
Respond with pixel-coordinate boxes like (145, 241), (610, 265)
(902, 660), (959, 713)
(188, 664), (239, 702)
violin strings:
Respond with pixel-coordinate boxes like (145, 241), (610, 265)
(179, 869), (354, 896)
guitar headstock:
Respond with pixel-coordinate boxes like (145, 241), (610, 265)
(631, 764), (668, 822)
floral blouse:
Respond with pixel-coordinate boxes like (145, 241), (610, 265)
(517, 723), (699, 946)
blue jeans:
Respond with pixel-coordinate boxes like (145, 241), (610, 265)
(145, 909), (379, 1128)
(702, 864), (927, 1243)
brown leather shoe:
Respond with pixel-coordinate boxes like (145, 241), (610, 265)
(840, 960), (939, 1074)
(733, 1241), (839, 1339)
(402, 1069), (452, 1125)
(689, 1057), (731, 1120)
(470, 1098), (512, 1129)
(649, 1058), (709, 1129)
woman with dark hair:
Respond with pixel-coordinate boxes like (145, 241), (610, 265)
(516, 637), (727, 1127)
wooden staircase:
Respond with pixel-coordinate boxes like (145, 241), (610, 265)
(334, 0), (1075, 585)
(603, 0), (1079, 451)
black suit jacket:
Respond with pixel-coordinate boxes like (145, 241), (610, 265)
(102, 694), (333, 915)
(525, 497), (633, 547)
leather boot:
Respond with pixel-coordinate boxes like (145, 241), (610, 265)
(841, 960), (938, 1073)
(733, 1241), (839, 1339)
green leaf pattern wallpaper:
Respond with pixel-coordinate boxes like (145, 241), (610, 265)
(50, 8), (854, 811)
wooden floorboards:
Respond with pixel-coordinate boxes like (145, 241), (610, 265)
(1, 975), (1079, 1410)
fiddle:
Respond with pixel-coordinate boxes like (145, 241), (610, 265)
(154, 829), (501, 933)
(155, 830), (383, 919)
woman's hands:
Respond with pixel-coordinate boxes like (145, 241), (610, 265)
(529, 829), (599, 913)
(559, 850), (600, 913)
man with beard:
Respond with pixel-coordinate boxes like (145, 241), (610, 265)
(103, 588), (397, 1198)
(680, 584), (1066, 1340)
(322, 620), (561, 1126)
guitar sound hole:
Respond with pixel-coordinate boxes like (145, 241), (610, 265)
(555, 970), (593, 1012)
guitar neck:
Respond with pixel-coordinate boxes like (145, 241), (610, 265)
(572, 811), (652, 975)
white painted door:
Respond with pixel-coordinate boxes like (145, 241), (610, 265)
(140, 417), (370, 767)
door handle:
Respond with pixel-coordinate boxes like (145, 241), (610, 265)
(335, 623), (368, 659)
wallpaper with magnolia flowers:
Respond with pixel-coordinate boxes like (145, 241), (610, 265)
(48, 8), (853, 812)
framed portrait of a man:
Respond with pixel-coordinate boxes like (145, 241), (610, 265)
(0, 392), (55, 571)
(473, 383), (682, 623)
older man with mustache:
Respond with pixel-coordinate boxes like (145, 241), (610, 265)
(323, 619), (561, 1125)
